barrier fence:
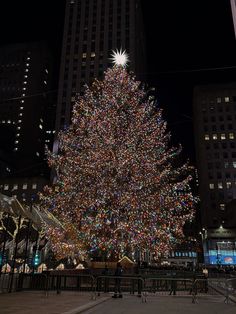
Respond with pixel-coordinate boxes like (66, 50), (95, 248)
(0, 272), (235, 304)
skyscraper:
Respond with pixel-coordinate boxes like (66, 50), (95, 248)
(56, 0), (146, 131)
(193, 83), (236, 265)
(0, 42), (56, 202)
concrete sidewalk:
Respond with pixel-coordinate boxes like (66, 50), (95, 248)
(0, 291), (110, 314)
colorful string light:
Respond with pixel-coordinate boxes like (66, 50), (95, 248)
(40, 65), (197, 260)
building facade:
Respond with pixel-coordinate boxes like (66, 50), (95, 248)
(56, 0), (146, 131)
(193, 83), (236, 265)
(0, 42), (56, 202)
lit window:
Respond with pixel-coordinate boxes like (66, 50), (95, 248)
(25, 69), (28, 72)
(15, 140), (19, 144)
(27, 57), (30, 60)
(3, 184), (9, 190)
(18, 120), (22, 123)
(2, 120), (5, 123)
(7, 120), (11, 124)
(229, 133), (234, 139)
(13, 184), (18, 190)
(22, 87), (26, 90)
(205, 134), (210, 140)
(209, 183), (214, 189)
(39, 124), (43, 129)
(21, 100), (24, 103)
(24, 75), (28, 78)
(20, 107), (24, 110)
(225, 97), (230, 102)
(22, 183), (27, 190)
(218, 182), (223, 189)
(221, 134), (226, 140)
(32, 183), (37, 189)
(17, 126), (21, 130)
(16, 133), (20, 137)
(91, 52), (96, 57)
(19, 113), (23, 116)
(233, 162), (236, 168)
(26, 63), (29, 66)
(14, 147), (18, 151)
(217, 97), (221, 103)
(220, 203), (225, 210)
(36, 152), (40, 156)
(22, 93), (25, 96)
(44, 80), (47, 85)
(226, 182), (232, 189)
(212, 134), (217, 140)
(82, 53), (87, 58)
(23, 81), (27, 84)
(45, 69), (48, 74)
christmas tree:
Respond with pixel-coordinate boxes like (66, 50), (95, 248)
(40, 52), (196, 261)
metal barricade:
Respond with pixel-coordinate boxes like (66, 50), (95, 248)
(17, 273), (96, 299)
(0, 273), (20, 293)
(224, 278), (236, 304)
(95, 275), (146, 302)
(144, 277), (193, 298)
(45, 274), (96, 299)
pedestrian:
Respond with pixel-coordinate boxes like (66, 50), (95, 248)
(102, 265), (109, 292)
(112, 262), (123, 298)
(169, 272), (176, 295)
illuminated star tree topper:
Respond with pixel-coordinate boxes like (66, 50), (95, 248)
(110, 49), (129, 67)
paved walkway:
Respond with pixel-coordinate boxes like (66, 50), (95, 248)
(0, 291), (235, 314)
(84, 294), (236, 314)
(0, 291), (109, 314)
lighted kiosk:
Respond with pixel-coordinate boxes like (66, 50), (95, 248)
(203, 227), (236, 265)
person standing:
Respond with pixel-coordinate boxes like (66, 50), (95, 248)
(112, 262), (123, 298)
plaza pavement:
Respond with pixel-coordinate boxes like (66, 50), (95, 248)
(0, 291), (235, 314)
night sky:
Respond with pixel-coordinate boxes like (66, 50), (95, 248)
(1, 1), (236, 163)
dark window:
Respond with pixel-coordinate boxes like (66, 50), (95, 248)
(220, 124), (225, 130)
(223, 152), (228, 158)
(208, 162), (213, 169)
(212, 125), (216, 131)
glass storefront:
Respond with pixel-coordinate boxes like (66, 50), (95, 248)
(204, 239), (236, 265)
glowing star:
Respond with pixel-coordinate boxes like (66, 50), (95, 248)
(110, 49), (129, 67)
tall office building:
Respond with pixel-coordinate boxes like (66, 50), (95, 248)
(0, 42), (56, 202)
(193, 83), (236, 265)
(56, 0), (146, 131)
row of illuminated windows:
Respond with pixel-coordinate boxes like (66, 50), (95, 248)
(209, 182), (234, 189)
(3, 183), (37, 191)
(202, 96), (232, 105)
(169, 251), (197, 258)
(204, 133), (234, 140)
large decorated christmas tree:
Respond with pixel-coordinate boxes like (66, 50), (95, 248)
(40, 51), (196, 261)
